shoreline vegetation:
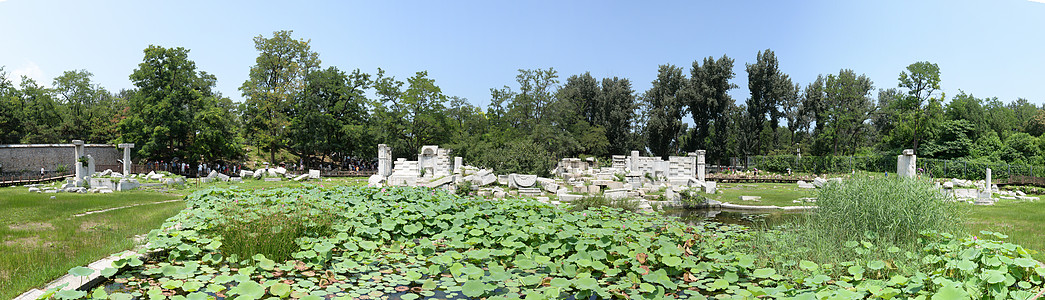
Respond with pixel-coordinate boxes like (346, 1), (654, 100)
(29, 177), (1045, 299)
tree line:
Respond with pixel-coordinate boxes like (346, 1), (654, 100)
(2, 30), (1044, 175)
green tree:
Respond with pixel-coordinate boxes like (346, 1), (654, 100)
(892, 61), (942, 152)
(121, 45), (242, 162)
(15, 77), (61, 143)
(596, 77), (637, 155)
(644, 64), (687, 158)
(686, 55), (737, 157)
(241, 30), (320, 164)
(0, 67), (23, 144)
(52, 70), (110, 141)
(805, 69), (875, 155)
(288, 67), (371, 166)
(745, 49), (794, 155)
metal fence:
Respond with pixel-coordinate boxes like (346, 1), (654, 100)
(743, 155), (1039, 180)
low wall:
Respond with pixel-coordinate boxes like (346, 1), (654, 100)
(0, 144), (120, 173)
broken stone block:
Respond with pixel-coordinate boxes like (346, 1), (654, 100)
(739, 196), (762, 201)
(293, 174), (310, 181)
(587, 185), (601, 195)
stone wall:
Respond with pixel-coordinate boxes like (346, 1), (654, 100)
(0, 144), (120, 173)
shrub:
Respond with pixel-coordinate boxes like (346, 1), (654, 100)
(769, 176), (966, 264)
(569, 195), (638, 212)
(809, 176), (964, 245)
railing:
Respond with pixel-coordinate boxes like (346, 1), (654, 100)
(0, 172), (74, 187)
(743, 155), (1040, 180)
(999, 176), (1045, 187)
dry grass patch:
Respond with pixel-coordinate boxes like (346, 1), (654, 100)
(7, 222), (54, 231)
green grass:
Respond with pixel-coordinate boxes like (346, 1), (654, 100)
(966, 196), (1045, 262)
(0, 176), (369, 299)
(0, 188), (185, 299)
(706, 182), (816, 207)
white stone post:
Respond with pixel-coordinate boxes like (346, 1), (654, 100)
(86, 154), (95, 178)
(630, 150), (640, 173)
(696, 150), (706, 182)
(378, 144), (392, 177)
(897, 149), (916, 178)
(985, 168), (992, 191)
(118, 143), (135, 175)
(72, 140), (85, 185)
(453, 157), (463, 174)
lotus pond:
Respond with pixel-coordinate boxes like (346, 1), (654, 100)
(45, 186), (1044, 299)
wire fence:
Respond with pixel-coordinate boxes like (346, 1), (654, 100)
(742, 155), (1040, 180)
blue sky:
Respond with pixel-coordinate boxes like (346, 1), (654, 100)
(2, 0), (1043, 109)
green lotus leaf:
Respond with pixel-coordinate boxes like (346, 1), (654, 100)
(752, 268), (776, 278)
(109, 293), (133, 300)
(69, 266), (94, 277)
(955, 260), (976, 272)
(462, 280), (491, 297)
(231, 281), (266, 299)
(798, 260), (818, 271)
(401, 294), (420, 300)
(162, 279), (183, 289)
(90, 288), (107, 299)
(867, 260), (886, 270)
(1014, 257), (1037, 268)
(575, 276), (599, 291)
(662, 256), (683, 267)
(982, 270), (1006, 284)
(270, 282), (291, 298)
(185, 292), (209, 300)
(931, 283), (969, 300)
(55, 289), (87, 300)
(100, 267), (118, 277)
(182, 279), (207, 291)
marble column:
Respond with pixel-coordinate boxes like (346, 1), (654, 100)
(72, 140), (85, 184)
(696, 150), (706, 182)
(897, 149), (917, 178)
(118, 143), (135, 175)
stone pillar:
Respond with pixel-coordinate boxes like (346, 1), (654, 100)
(696, 150), (706, 182)
(377, 144), (392, 177)
(86, 155), (96, 178)
(630, 150), (640, 173)
(453, 157), (463, 174)
(896, 149), (916, 178)
(72, 140), (85, 184)
(118, 143), (135, 175)
(985, 168), (992, 191)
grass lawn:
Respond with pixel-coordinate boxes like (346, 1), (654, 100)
(0, 176), (368, 298)
(706, 182), (1045, 262)
(965, 196), (1045, 262)
(707, 182), (816, 207)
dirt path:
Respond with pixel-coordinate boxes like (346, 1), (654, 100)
(72, 199), (183, 217)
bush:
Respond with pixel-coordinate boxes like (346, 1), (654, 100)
(568, 195), (638, 212)
(789, 176), (965, 263)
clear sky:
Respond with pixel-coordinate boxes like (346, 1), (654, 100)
(2, 0), (1043, 109)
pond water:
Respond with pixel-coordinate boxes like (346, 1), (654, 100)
(660, 208), (808, 229)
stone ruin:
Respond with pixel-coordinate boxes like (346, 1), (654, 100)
(368, 144), (714, 211)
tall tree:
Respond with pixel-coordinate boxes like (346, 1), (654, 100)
(808, 69), (875, 155)
(121, 45), (242, 162)
(687, 55), (737, 156)
(16, 77), (61, 143)
(596, 77), (637, 155)
(52, 70), (108, 141)
(744, 49), (794, 155)
(287, 67), (371, 166)
(0, 67), (22, 144)
(644, 64), (687, 158)
(893, 61), (942, 152)
(241, 30), (321, 164)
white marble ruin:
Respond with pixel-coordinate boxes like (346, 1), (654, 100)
(897, 149), (916, 178)
(118, 143), (134, 176)
(367, 144), (714, 211)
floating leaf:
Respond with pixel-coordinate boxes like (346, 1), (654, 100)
(752, 268), (776, 278)
(69, 266), (94, 277)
